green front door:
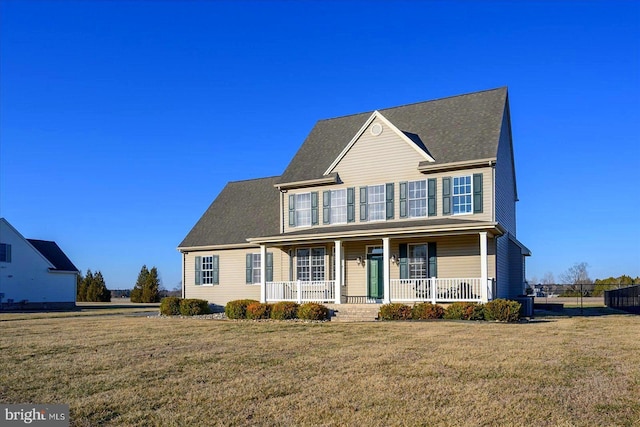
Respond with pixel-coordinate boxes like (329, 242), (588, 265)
(368, 254), (384, 299)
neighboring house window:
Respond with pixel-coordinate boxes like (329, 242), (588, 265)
(452, 176), (472, 215)
(408, 180), (427, 217)
(296, 248), (325, 281)
(409, 244), (427, 279)
(0, 243), (11, 263)
(195, 255), (219, 285)
(295, 193), (311, 227)
(367, 185), (385, 221)
(330, 189), (347, 224)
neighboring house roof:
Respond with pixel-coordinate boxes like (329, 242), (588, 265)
(26, 239), (79, 272)
(277, 87), (507, 185)
(179, 176), (281, 248)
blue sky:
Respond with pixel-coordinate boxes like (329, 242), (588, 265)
(1, 0), (638, 289)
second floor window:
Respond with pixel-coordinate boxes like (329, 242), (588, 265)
(330, 189), (347, 224)
(295, 193), (311, 226)
(409, 180), (427, 217)
(0, 243), (11, 263)
(453, 176), (472, 214)
(368, 185), (385, 221)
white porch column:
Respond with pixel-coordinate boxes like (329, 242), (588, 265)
(260, 244), (267, 303)
(479, 232), (488, 303)
(334, 240), (342, 304)
(383, 237), (391, 303)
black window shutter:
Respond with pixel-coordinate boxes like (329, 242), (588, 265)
(288, 194), (296, 226)
(399, 244), (408, 279)
(473, 173), (483, 213)
(266, 252), (273, 282)
(347, 188), (355, 222)
(194, 256), (201, 285)
(442, 177), (451, 215)
(385, 183), (394, 219)
(311, 192), (319, 225)
(428, 243), (437, 278)
(212, 255), (219, 285)
(399, 182), (408, 218)
(323, 191), (331, 224)
(360, 187), (368, 221)
(428, 178), (437, 217)
(246, 253), (253, 284)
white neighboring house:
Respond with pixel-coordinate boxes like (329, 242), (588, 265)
(0, 218), (79, 310)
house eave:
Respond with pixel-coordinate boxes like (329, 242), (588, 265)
(177, 243), (259, 252)
(418, 158), (496, 174)
(275, 174), (340, 190)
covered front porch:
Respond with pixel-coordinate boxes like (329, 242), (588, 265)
(251, 222), (501, 305)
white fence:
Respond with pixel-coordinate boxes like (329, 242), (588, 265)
(390, 278), (489, 303)
(266, 281), (335, 303)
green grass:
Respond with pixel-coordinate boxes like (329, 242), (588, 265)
(0, 313), (639, 426)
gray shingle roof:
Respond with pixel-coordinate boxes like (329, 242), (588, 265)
(277, 87), (507, 185)
(179, 176), (281, 247)
(27, 239), (79, 272)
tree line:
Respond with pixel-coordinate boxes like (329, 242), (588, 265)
(76, 265), (164, 303)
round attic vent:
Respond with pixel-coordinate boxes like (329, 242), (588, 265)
(370, 123), (383, 136)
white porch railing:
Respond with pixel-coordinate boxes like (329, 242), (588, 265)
(390, 278), (492, 303)
(266, 281), (335, 303)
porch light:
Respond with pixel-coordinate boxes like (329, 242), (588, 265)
(390, 254), (398, 264)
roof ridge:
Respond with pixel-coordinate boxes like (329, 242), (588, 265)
(317, 87), (508, 122)
(26, 238), (55, 244)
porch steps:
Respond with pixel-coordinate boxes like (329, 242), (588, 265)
(327, 304), (381, 322)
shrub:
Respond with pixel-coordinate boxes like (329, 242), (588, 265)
(246, 302), (271, 320)
(297, 302), (330, 321)
(225, 299), (259, 319)
(484, 299), (521, 322)
(160, 297), (181, 316)
(444, 302), (485, 320)
(411, 303), (445, 320)
(179, 299), (211, 316)
(270, 301), (299, 320)
(379, 303), (412, 321)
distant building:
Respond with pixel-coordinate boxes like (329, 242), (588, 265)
(0, 218), (79, 310)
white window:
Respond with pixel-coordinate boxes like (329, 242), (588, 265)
(251, 253), (261, 284)
(409, 180), (427, 218)
(201, 256), (215, 285)
(330, 189), (347, 224)
(409, 244), (427, 279)
(453, 176), (472, 214)
(295, 193), (311, 227)
(296, 248), (325, 281)
(0, 243), (11, 263)
(368, 185), (385, 221)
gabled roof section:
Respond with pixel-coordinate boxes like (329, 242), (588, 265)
(27, 239), (79, 272)
(277, 87), (508, 185)
(178, 176), (281, 248)
(323, 110), (435, 175)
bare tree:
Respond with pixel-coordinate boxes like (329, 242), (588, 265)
(560, 262), (592, 296)
(541, 272), (555, 285)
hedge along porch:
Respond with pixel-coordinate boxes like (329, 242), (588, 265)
(249, 222), (501, 305)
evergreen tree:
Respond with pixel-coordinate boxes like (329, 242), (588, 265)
(76, 271), (86, 302)
(93, 271), (111, 302)
(131, 265), (148, 303)
(142, 266), (161, 303)
(81, 270), (94, 302)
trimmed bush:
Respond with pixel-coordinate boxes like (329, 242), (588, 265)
(179, 299), (211, 316)
(444, 302), (485, 320)
(379, 303), (412, 321)
(246, 302), (271, 320)
(297, 302), (330, 321)
(225, 299), (259, 319)
(411, 303), (445, 320)
(160, 296), (181, 316)
(484, 299), (521, 322)
(270, 301), (299, 320)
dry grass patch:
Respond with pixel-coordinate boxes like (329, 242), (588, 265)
(1, 314), (639, 426)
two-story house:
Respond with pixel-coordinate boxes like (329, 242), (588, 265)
(178, 87), (530, 307)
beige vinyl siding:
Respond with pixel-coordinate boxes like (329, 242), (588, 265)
(283, 118), (495, 233)
(183, 247), (286, 306)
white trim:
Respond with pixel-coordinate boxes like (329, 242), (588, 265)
(323, 111), (435, 175)
(480, 232), (488, 303)
(334, 240), (342, 304)
(383, 237), (390, 304)
(260, 245), (267, 303)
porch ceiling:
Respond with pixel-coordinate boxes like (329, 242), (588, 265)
(248, 218), (505, 246)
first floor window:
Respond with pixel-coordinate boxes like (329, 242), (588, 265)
(296, 248), (325, 281)
(453, 176), (472, 214)
(330, 189), (347, 224)
(251, 253), (261, 283)
(195, 255), (219, 285)
(0, 243), (11, 263)
(201, 256), (215, 284)
(295, 193), (311, 226)
(368, 185), (385, 221)
(409, 180), (427, 217)
(408, 244), (427, 279)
